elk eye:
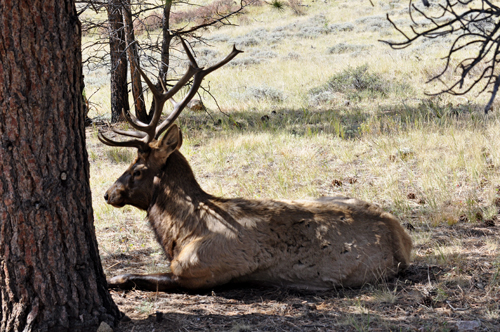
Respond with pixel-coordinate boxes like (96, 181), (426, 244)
(133, 170), (142, 178)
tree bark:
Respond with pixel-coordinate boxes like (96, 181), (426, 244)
(0, 1), (120, 331)
(159, 0), (173, 82)
(148, 1), (174, 116)
(123, 0), (148, 123)
(108, 0), (129, 123)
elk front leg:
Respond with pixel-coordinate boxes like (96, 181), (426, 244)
(108, 273), (182, 292)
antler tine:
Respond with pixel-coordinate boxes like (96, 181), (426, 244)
(159, 74), (168, 93)
(154, 44), (243, 139)
(127, 67), (168, 141)
(97, 130), (149, 151)
(180, 37), (199, 69)
(136, 36), (202, 140)
(124, 37), (242, 142)
(99, 38), (238, 150)
(111, 127), (147, 139)
(134, 60), (199, 141)
(201, 45), (243, 76)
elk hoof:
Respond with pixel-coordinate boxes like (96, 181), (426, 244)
(108, 274), (135, 289)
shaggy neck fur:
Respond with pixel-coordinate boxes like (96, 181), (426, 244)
(147, 150), (212, 260)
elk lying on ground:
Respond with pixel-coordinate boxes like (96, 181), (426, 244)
(99, 38), (412, 292)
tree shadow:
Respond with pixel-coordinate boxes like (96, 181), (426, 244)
(174, 99), (490, 142)
(112, 260), (499, 332)
(105, 226), (500, 332)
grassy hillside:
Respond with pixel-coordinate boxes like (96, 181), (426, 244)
(83, 1), (500, 330)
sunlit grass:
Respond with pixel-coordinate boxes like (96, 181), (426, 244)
(84, 0), (500, 291)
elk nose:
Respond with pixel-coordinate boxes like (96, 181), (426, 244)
(104, 192), (109, 202)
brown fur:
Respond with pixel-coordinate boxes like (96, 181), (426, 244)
(105, 125), (412, 291)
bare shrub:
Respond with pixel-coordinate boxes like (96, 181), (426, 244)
(232, 85), (285, 102)
(328, 43), (371, 54)
(250, 50), (278, 59)
(328, 65), (389, 95)
(268, 31), (289, 43)
(218, 49), (276, 67)
(248, 0), (266, 6)
(170, 0), (240, 26)
(210, 34), (231, 43)
(309, 65), (397, 103)
(195, 48), (220, 58)
(96, 23), (109, 38)
(288, 0), (305, 16)
(308, 90), (338, 106)
(275, 14), (330, 39)
(134, 12), (162, 34)
(238, 14), (251, 26)
(247, 86), (285, 102)
(297, 26), (329, 38)
(355, 15), (392, 32)
(309, 14), (327, 26)
(232, 36), (261, 47)
(328, 22), (355, 33)
(284, 51), (300, 60)
(231, 28), (269, 47)
(228, 57), (262, 66)
(194, 48), (220, 66)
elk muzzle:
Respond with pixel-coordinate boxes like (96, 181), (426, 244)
(104, 182), (127, 208)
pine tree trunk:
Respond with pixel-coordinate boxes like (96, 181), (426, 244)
(159, 1), (173, 82)
(149, 1), (173, 116)
(123, 0), (148, 123)
(108, 0), (129, 123)
(0, 1), (120, 331)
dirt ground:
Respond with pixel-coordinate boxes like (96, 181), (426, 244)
(102, 221), (500, 332)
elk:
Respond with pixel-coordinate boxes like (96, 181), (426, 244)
(99, 38), (412, 292)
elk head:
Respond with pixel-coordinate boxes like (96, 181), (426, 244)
(98, 38), (242, 210)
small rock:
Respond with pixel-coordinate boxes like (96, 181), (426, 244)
(187, 99), (204, 111)
(456, 320), (481, 331)
(97, 321), (114, 332)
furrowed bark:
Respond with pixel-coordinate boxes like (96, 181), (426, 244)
(108, 0), (129, 123)
(0, 1), (120, 331)
(123, 0), (148, 122)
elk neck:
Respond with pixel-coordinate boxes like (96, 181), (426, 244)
(150, 149), (211, 210)
(147, 149), (213, 258)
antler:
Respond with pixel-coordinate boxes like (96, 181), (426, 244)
(98, 38), (243, 151)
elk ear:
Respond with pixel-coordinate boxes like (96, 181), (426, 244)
(158, 124), (183, 156)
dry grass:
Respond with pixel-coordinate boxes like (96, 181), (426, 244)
(84, 0), (500, 331)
